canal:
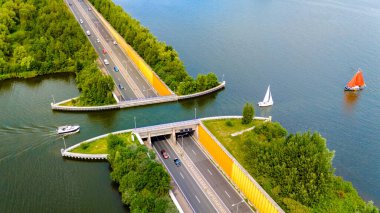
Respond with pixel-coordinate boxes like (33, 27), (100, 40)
(1, 0), (379, 211)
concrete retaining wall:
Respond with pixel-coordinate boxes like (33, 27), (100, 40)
(51, 81), (225, 111)
(178, 81), (225, 100)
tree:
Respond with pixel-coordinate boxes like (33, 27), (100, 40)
(242, 103), (254, 124)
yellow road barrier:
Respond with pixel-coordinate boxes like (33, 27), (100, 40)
(92, 5), (173, 96)
(198, 124), (284, 213)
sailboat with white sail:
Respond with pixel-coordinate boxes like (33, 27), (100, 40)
(258, 85), (273, 107)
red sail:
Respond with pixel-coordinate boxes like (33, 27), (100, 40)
(355, 70), (365, 87)
(346, 72), (358, 87)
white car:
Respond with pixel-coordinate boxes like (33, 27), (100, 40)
(113, 41), (117, 45)
(103, 59), (109, 65)
(80, 19), (83, 24)
(96, 38), (100, 43)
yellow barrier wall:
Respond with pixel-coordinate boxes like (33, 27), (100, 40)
(95, 8), (173, 96)
(198, 124), (283, 213)
(198, 125), (233, 177)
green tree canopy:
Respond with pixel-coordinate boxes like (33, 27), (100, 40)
(242, 102), (254, 124)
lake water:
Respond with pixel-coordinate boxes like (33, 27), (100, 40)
(1, 0), (379, 211)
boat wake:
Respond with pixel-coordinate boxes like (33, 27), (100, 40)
(0, 125), (65, 163)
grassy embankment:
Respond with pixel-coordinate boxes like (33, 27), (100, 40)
(71, 132), (178, 212)
(71, 132), (133, 154)
(203, 118), (262, 160)
(0, 0), (115, 106)
(203, 118), (379, 213)
(88, 0), (220, 95)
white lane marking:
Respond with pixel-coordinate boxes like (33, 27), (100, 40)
(180, 172), (184, 179)
(194, 195), (201, 203)
(192, 149), (196, 155)
(224, 190), (231, 198)
(207, 169), (213, 176)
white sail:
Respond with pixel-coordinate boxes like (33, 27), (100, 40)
(262, 85), (270, 102)
(268, 91), (273, 103)
(258, 85), (273, 107)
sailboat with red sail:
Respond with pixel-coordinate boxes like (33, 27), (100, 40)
(344, 69), (366, 91)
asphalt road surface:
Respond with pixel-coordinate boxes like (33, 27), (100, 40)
(66, 0), (157, 101)
(152, 136), (217, 213)
(181, 135), (253, 213)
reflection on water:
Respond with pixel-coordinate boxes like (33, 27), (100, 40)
(343, 91), (360, 113)
(258, 105), (273, 117)
(87, 110), (119, 128)
(179, 90), (220, 110)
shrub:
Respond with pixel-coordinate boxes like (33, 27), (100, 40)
(225, 120), (233, 127)
(242, 103), (254, 124)
(80, 143), (90, 150)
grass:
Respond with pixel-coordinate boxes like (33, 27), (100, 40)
(58, 98), (77, 106)
(71, 132), (135, 154)
(202, 118), (262, 162)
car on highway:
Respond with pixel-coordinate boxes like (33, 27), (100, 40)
(161, 149), (169, 159)
(103, 59), (109, 65)
(174, 158), (181, 167)
(79, 18), (83, 24)
(113, 66), (119, 72)
(86, 30), (91, 36)
(96, 38), (100, 43)
(102, 48), (107, 54)
(113, 41), (117, 45)
(118, 84), (124, 90)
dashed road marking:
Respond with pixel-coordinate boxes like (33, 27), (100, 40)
(225, 190), (231, 198)
(192, 149), (196, 155)
(207, 169), (213, 176)
(195, 195), (201, 203)
(180, 172), (184, 179)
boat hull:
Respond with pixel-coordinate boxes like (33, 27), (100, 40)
(57, 125), (80, 135)
(258, 101), (273, 107)
(344, 86), (364, 91)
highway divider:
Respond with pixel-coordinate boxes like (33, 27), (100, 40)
(198, 117), (284, 213)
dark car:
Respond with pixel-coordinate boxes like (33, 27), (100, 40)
(114, 66), (119, 72)
(174, 158), (181, 167)
(118, 84), (124, 90)
(161, 149), (169, 159)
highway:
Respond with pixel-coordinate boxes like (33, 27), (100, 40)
(66, 0), (157, 101)
(152, 136), (217, 213)
(180, 135), (253, 213)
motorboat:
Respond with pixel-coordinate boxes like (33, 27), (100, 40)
(258, 85), (273, 107)
(57, 125), (80, 135)
(344, 69), (366, 91)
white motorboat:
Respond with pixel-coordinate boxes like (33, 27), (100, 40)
(258, 85), (273, 107)
(57, 125), (80, 135)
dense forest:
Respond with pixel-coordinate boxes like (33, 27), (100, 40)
(88, 0), (220, 95)
(107, 134), (177, 213)
(0, 0), (115, 105)
(243, 121), (379, 212)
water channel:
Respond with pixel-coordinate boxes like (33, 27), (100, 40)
(0, 0), (379, 211)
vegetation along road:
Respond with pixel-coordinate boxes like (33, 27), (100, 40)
(67, 0), (157, 101)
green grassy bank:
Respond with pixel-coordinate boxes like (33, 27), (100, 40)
(88, 0), (220, 95)
(70, 133), (178, 212)
(0, 0), (115, 106)
(203, 118), (379, 213)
